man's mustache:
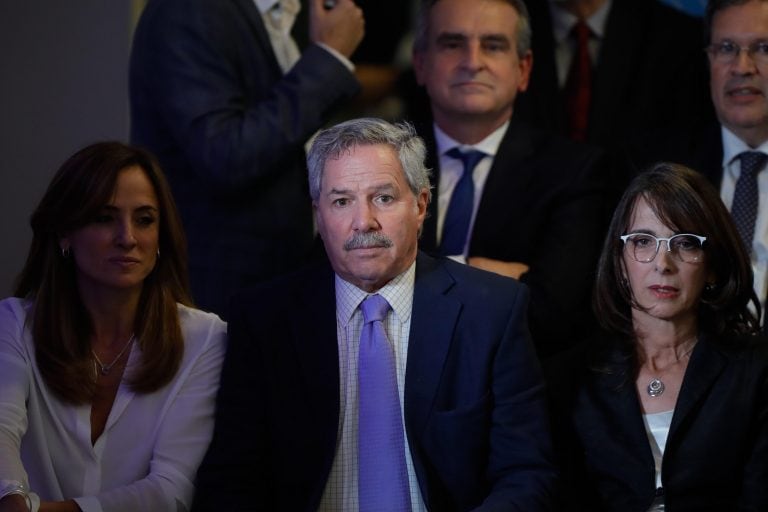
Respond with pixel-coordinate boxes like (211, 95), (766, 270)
(344, 231), (394, 251)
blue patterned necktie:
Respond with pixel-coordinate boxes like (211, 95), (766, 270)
(357, 294), (411, 511)
(440, 147), (487, 255)
(732, 151), (767, 253)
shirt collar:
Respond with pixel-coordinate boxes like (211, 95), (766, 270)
(721, 126), (768, 169)
(549, 0), (612, 44)
(254, 0), (277, 15)
(433, 120), (509, 158)
(335, 261), (416, 327)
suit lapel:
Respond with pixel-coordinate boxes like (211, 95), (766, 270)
(405, 253), (461, 437)
(669, 338), (727, 442)
(596, 349), (652, 450)
(470, 121), (536, 252)
(290, 264), (340, 450)
(231, 0), (283, 75)
(418, 123), (441, 253)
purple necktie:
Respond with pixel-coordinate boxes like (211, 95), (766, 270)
(732, 151), (767, 253)
(358, 294), (411, 511)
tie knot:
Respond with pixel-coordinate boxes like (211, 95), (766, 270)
(446, 147), (487, 175)
(361, 294), (390, 324)
(740, 151), (768, 176)
(571, 20), (591, 44)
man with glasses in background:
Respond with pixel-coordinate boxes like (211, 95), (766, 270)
(665, 0), (768, 322)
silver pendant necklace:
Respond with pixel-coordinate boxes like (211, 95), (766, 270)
(92, 334), (135, 377)
(647, 378), (665, 397)
(645, 343), (695, 398)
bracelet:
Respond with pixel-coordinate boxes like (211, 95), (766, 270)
(0, 480), (32, 511)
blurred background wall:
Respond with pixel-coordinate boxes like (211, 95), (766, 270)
(0, 1), (141, 296)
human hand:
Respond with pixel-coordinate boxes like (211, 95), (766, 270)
(309, 0), (364, 58)
(39, 499), (81, 512)
(468, 257), (530, 280)
(0, 494), (29, 512)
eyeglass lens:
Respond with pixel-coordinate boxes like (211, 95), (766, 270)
(709, 40), (768, 64)
(625, 234), (705, 263)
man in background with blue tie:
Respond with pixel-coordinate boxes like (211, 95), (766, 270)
(192, 118), (556, 511)
(411, 0), (607, 357)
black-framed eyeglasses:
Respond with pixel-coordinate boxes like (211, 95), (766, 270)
(706, 40), (768, 65)
(619, 233), (707, 263)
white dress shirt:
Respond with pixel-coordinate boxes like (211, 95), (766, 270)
(548, 0), (612, 87)
(0, 298), (227, 512)
(318, 262), (427, 511)
(254, 0), (353, 74)
(434, 121), (508, 260)
(255, 0), (301, 72)
(720, 127), (768, 314)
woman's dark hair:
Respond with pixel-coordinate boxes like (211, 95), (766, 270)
(14, 141), (193, 403)
(593, 162), (760, 340)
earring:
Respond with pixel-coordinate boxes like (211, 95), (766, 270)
(704, 282), (716, 292)
(61, 247), (70, 258)
(156, 248), (160, 258)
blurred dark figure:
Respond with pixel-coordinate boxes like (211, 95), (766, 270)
(129, 0), (364, 319)
(516, 0), (713, 154)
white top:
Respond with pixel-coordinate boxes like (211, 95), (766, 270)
(720, 126), (768, 316)
(318, 261), (426, 511)
(642, 409), (673, 512)
(434, 121), (509, 259)
(0, 297), (227, 512)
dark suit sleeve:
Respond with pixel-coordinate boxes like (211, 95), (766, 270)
(519, 147), (608, 355)
(192, 297), (267, 511)
(129, 0), (359, 190)
(740, 346), (768, 509)
(478, 284), (557, 511)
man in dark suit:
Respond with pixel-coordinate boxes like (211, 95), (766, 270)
(412, 0), (607, 357)
(655, 0), (768, 322)
(515, 0), (712, 154)
(192, 118), (556, 511)
(129, 0), (363, 319)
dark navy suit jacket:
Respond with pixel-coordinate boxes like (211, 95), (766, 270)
(417, 120), (608, 358)
(547, 334), (768, 511)
(193, 252), (557, 511)
(129, 0), (360, 318)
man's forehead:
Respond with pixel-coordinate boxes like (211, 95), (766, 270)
(322, 145), (404, 180)
(426, 1), (519, 39)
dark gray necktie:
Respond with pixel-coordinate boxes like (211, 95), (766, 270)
(732, 151), (767, 253)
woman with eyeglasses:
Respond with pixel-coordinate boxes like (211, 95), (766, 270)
(547, 162), (768, 511)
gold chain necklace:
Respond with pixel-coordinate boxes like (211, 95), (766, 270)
(92, 334), (135, 377)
